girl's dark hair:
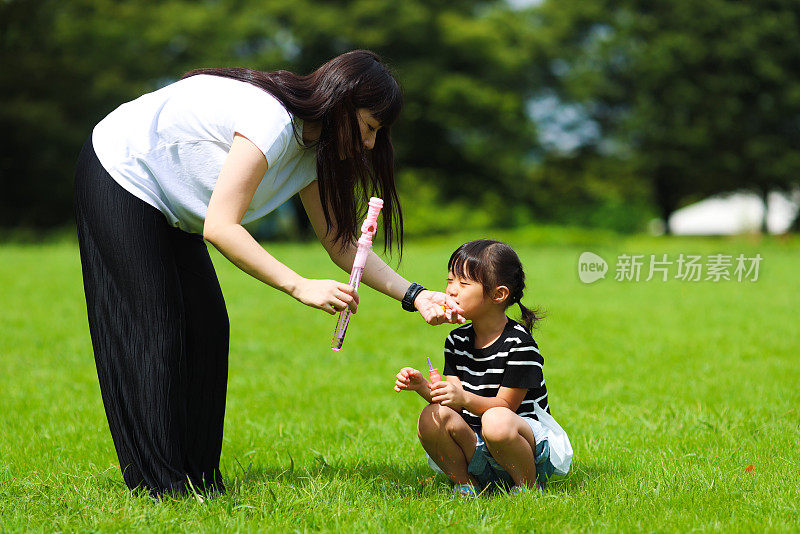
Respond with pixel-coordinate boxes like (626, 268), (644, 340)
(447, 239), (543, 331)
(181, 50), (403, 255)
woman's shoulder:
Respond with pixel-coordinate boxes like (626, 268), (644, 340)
(177, 75), (292, 121)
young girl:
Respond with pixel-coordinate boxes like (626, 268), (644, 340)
(394, 239), (572, 495)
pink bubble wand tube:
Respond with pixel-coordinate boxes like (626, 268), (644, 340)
(331, 197), (384, 351)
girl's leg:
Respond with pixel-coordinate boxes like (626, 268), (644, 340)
(74, 139), (193, 496)
(170, 227), (229, 494)
(417, 404), (478, 486)
(480, 407), (539, 488)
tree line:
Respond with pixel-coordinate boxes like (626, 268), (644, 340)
(2, 0), (798, 234)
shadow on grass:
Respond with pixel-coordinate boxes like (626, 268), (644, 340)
(227, 454), (615, 497)
(245, 461), (432, 484)
(227, 454), (448, 496)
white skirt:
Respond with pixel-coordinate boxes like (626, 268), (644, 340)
(532, 403), (572, 476)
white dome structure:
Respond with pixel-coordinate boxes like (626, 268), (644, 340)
(668, 190), (799, 235)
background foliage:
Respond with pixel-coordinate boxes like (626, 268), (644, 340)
(1, 0), (799, 233)
(538, 0), (800, 231)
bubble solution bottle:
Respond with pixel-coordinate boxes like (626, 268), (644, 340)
(427, 357), (441, 384)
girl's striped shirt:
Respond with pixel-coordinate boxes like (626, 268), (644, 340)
(442, 319), (549, 433)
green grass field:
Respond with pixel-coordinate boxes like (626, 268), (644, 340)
(1, 227), (798, 532)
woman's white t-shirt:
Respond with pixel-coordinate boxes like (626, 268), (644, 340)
(92, 75), (317, 234)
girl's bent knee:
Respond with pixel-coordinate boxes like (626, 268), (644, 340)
(418, 403), (438, 423)
(417, 403), (441, 438)
(417, 404), (463, 438)
(480, 408), (517, 444)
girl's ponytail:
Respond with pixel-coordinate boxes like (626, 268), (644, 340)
(517, 300), (543, 332)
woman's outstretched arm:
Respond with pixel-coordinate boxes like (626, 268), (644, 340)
(204, 133), (357, 315)
(299, 180), (464, 325)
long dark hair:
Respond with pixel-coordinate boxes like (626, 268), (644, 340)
(447, 239), (543, 331)
(181, 50), (403, 255)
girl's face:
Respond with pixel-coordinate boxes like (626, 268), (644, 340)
(446, 271), (487, 319)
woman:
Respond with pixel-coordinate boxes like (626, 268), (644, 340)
(74, 50), (463, 497)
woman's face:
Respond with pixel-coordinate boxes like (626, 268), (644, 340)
(356, 108), (381, 150)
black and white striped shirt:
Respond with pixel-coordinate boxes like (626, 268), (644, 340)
(443, 319), (549, 433)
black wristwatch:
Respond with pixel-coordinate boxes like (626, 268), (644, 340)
(402, 282), (426, 312)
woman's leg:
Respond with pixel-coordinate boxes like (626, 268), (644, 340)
(169, 227), (229, 493)
(417, 404), (477, 486)
(480, 407), (539, 488)
(74, 139), (195, 496)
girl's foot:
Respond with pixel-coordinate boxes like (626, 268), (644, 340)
(453, 483), (478, 497)
(509, 484), (542, 496)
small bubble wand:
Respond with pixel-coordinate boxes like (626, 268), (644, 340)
(330, 197), (383, 351)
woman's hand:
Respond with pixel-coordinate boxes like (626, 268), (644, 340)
(394, 367), (426, 392)
(292, 278), (358, 315)
(430, 380), (466, 408)
(415, 290), (465, 325)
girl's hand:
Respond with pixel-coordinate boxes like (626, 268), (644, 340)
(394, 367), (426, 392)
(430, 380), (466, 408)
(292, 278), (358, 315)
(415, 290), (465, 325)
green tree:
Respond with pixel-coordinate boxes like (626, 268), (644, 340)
(538, 0), (800, 232)
(1, 0), (547, 231)
(1, 0), (292, 227)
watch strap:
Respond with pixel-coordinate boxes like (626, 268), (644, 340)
(402, 282), (425, 312)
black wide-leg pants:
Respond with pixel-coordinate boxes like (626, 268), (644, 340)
(74, 138), (229, 496)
